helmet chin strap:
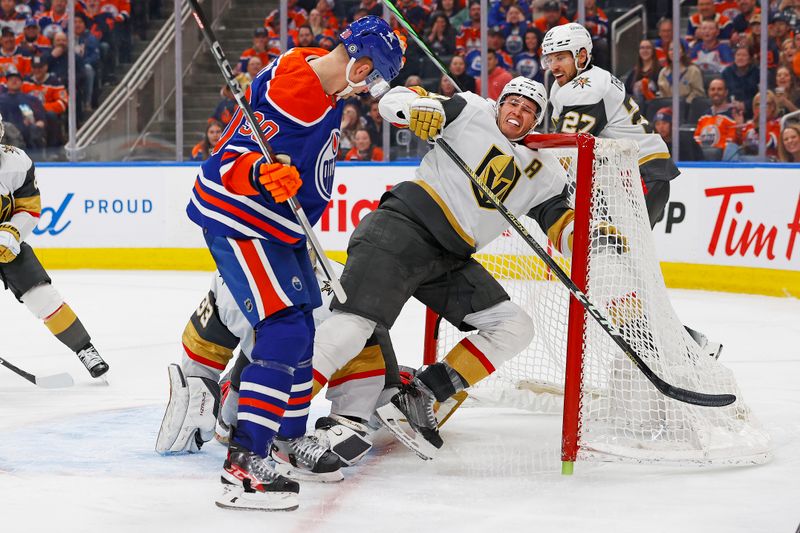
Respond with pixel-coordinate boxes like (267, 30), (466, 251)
(574, 49), (590, 75)
(336, 57), (367, 97)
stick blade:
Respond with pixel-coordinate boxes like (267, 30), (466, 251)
(34, 372), (75, 389)
(662, 384), (736, 407)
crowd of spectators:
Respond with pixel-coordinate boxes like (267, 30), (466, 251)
(193, 0), (800, 163)
(197, 0), (615, 161)
(0, 0), (162, 154)
(629, 0), (800, 161)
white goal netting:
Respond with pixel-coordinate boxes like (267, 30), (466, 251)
(429, 137), (771, 466)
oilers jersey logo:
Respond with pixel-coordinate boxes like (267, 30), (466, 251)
(315, 129), (340, 201)
(471, 145), (521, 209)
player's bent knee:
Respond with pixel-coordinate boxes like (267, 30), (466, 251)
(20, 283), (63, 319)
(252, 306), (312, 367)
(478, 301), (534, 362)
(314, 311), (377, 379)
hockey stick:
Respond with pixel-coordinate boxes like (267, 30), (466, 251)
(186, 0), (347, 303)
(0, 356), (74, 388)
(382, 2), (735, 408)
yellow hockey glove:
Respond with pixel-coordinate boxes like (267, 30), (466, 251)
(409, 97), (445, 141)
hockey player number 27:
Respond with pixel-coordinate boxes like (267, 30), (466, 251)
(560, 111), (597, 133)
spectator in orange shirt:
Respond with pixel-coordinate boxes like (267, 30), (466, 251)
(455, 0), (481, 54)
(778, 122), (800, 161)
(533, 1), (569, 36)
(687, 0), (734, 41)
(16, 18), (52, 57)
(0, 27), (31, 78)
(239, 27), (276, 73)
(694, 80), (738, 150)
(474, 48), (513, 100)
(191, 119), (224, 161)
(653, 17), (689, 67)
(344, 128), (383, 161)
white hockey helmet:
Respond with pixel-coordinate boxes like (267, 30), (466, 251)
(0, 112), (4, 142)
(497, 76), (548, 133)
(541, 23), (593, 72)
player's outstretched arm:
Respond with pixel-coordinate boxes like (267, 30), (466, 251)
(378, 86), (467, 141)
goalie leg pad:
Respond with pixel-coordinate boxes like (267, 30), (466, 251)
(156, 364), (221, 454)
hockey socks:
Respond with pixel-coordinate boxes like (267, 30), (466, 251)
(235, 360), (294, 457)
(43, 303), (91, 352)
(277, 355), (313, 439)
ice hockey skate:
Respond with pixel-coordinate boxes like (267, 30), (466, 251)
(217, 442), (299, 512)
(76, 344), (109, 378)
(376, 378), (442, 460)
(269, 434), (343, 482)
(314, 415), (373, 466)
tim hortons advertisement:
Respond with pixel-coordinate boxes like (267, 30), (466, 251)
(27, 163), (800, 274)
(653, 166), (800, 272)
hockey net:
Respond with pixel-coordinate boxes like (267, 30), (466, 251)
(423, 134), (771, 467)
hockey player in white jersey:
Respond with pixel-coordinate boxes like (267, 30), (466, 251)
(312, 78), (627, 459)
(156, 257), (397, 471)
(0, 124), (109, 379)
(543, 23), (721, 358)
(543, 22), (679, 229)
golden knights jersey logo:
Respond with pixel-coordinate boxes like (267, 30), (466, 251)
(0, 193), (12, 223)
(471, 145), (521, 209)
(571, 76), (591, 89)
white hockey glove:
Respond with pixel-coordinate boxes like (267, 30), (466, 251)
(0, 223), (21, 263)
(155, 364), (221, 454)
(409, 97), (445, 141)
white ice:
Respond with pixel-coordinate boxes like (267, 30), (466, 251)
(1, 270), (798, 533)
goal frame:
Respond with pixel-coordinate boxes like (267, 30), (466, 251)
(422, 133), (599, 473)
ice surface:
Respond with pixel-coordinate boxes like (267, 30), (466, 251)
(1, 271), (798, 533)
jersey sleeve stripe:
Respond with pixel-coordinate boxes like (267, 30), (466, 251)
(328, 368), (386, 388)
(193, 180), (300, 243)
(198, 174), (303, 234)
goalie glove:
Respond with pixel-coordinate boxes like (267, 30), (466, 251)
(592, 221), (629, 254)
(409, 97), (445, 141)
(0, 223), (21, 263)
(251, 154), (302, 203)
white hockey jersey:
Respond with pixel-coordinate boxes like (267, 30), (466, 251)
(0, 144), (39, 241)
(380, 87), (572, 253)
(549, 65), (678, 181)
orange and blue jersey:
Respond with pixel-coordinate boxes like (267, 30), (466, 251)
(187, 47), (343, 245)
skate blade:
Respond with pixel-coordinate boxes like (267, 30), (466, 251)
(273, 462), (344, 483)
(375, 403), (437, 461)
(215, 486), (298, 512)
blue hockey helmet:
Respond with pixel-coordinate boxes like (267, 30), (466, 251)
(338, 16), (406, 97)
